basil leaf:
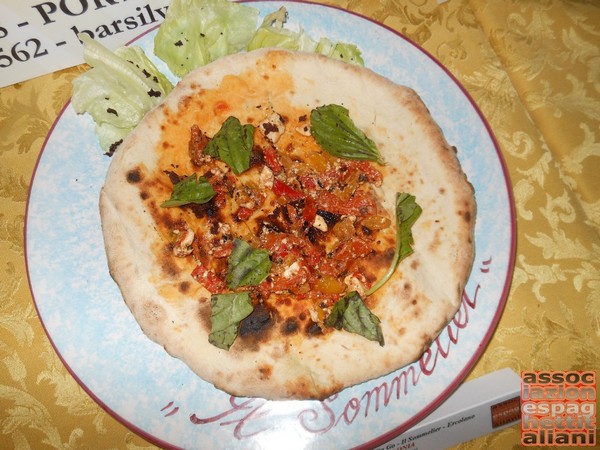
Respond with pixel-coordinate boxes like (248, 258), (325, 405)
(161, 174), (216, 207)
(209, 292), (254, 350)
(205, 116), (254, 174)
(310, 104), (383, 164)
(325, 291), (384, 346)
(226, 238), (272, 289)
(366, 192), (422, 296)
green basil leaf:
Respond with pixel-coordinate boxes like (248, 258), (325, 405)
(160, 174), (216, 207)
(325, 291), (384, 346)
(366, 192), (422, 296)
(209, 292), (254, 350)
(310, 104), (383, 164)
(226, 238), (272, 289)
(205, 116), (254, 174)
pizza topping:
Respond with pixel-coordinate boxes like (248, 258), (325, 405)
(189, 125), (211, 166)
(310, 104), (384, 164)
(325, 291), (384, 346)
(161, 174), (216, 207)
(172, 226), (195, 257)
(204, 116), (255, 175)
(209, 292), (254, 350)
(259, 112), (286, 143)
(156, 105), (421, 349)
(295, 124), (311, 136)
(366, 193), (422, 296)
(226, 238), (272, 289)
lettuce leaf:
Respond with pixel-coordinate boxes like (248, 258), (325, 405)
(315, 38), (364, 66)
(72, 34), (173, 154)
(154, 0), (260, 77)
(247, 7), (317, 52)
(247, 7), (364, 66)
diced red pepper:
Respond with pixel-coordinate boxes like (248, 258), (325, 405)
(300, 174), (319, 192)
(236, 206), (254, 221)
(333, 238), (372, 261)
(264, 145), (283, 174)
(302, 196), (317, 224)
(316, 190), (377, 216)
(191, 263), (226, 293)
(272, 178), (305, 201)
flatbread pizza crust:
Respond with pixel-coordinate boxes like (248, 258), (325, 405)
(99, 49), (476, 400)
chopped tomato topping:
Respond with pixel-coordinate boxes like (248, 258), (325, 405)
(302, 196), (317, 224)
(191, 263), (226, 293)
(263, 145), (283, 174)
(316, 190), (377, 216)
(272, 178), (305, 201)
(333, 238), (372, 261)
(236, 206), (254, 221)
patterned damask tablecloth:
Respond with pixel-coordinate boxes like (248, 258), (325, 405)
(1, 0), (598, 448)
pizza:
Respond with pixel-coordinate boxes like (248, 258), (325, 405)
(99, 48), (476, 400)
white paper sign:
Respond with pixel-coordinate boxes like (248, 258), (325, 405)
(0, 0), (170, 88)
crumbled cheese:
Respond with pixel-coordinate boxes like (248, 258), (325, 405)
(312, 214), (328, 232)
(295, 124), (311, 136)
(282, 261), (300, 279)
(344, 274), (366, 297)
(259, 166), (274, 189)
(173, 228), (194, 257)
(259, 112), (285, 143)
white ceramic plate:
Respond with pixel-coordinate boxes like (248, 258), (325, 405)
(26, 2), (515, 449)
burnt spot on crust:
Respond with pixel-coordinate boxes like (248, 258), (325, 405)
(178, 281), (190, 293)
(306, 321), (323, 336)
(281, 317), (299, 335)
(161, 260), (181, 279)
(237, 303), (276, 351)
(197, 299), (212, 332)
(458, 200), (474, 223)
(258, 364), (273, 380)
(126, 168), (142, 183)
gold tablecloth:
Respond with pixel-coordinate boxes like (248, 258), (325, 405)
(1, 0), (599, 448)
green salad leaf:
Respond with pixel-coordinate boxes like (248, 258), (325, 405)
(209, 292), (254, 350)
(154, 0), (260, 77)
(226, 238), (272, 289)
(325, 291), (384, 346)
(247, 7), (317, 52)
(71, 34), (173, 154)
(310, 104), (384, 164)
(161, 174), (216, 207)
(247, 7), (364, 66)
(204, 116), (254, 174)
(366, 193), (422, 296)
(315, 38), (364, 66)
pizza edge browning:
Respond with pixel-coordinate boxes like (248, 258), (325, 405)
(99, 49), (476, 400)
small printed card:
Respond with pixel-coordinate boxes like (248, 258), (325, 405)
(0, 1), (170, 88)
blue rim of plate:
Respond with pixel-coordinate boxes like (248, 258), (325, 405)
(25, 2), (516, 449)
